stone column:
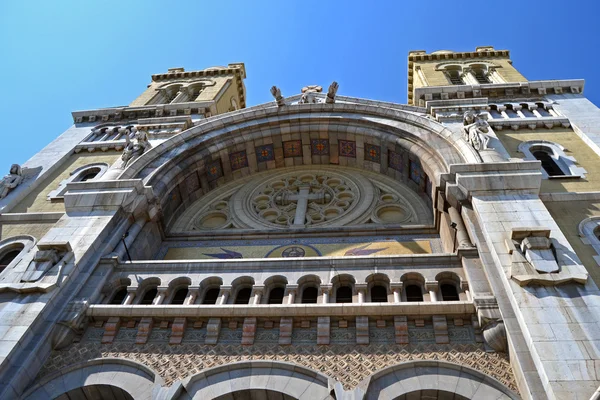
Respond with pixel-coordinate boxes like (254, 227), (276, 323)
(285, 286), (297, 304)
(356, 284), (367, 303)
(218, 287), (231, 305)
(252, 287), (264, 305)
(391, 283), (403, 303)
(426, 281), (439, 302)
(461, 68), (478, 85)
(153, 287), (168, 305)
(321, 285), (331, 304)
(448, 206), (473, 249)
(185, 287), (200, 305)
(123, 288), (137, 305)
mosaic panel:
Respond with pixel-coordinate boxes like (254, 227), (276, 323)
(41, 342), (517, 393)
(291, 327), (317, 344)
(255, 327), (280, 344)
(407, 323), (436, 344)
(206, 159), (223, 182)
(283, 140), (302, 158)
(255, 144), (275, 162)
(448, 325), (476, 343)
(229, 150), (249, 171)
(181, 327), (207, 343)
(368, 323), (395, 344)
(219, 327), (243, 344)
(330, 326), (356, 345)
(338, 140), (356, 158)
(114, 327), (137, 342)
(185, 172), (200, 194)
(310, 139), (330, 155)
(149, 328), (171, 343)
(410, 160), (422, 184)
(388, 150), (403, 172)
(364, 143), (381, 163)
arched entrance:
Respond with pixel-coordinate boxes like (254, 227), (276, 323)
(213, 390), (298, 400)
(52, 385), (134, 400)
(23, 359), (162, 400)
(362, 361), (519, 400)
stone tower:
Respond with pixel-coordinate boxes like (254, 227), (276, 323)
(1, 48), (600, 400)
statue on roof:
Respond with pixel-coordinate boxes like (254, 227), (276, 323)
(0, 164), (23, 199)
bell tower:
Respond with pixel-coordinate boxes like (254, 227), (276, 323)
(407, 46), (527, 105)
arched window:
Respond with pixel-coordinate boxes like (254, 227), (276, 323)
(532, 150), (565, 176)
(371, 285), (388, 302)
(405, 285), (423, 302)
(47, 163), (109, 200)
(203, 288), (220, 304)
(79, 169), (100, 182)
(171, 288), (188, 305)
(301, 287), (318, 304)
(140, 288), (158, 305)
(235, 287), (252, 304)
(440, 284), (460, 301)
(518, 141), (585, 179)
(0, 246), (23, 272)
(336, 286), (353, 303)
(109, 288), (128, 305)
(446, 69), (464, 85)
(472, 67), (490, 84)
(268, 287), (285, 304)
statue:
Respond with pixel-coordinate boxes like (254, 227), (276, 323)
(270, 86), (285, 107)
(462, 111), (490, 151)
(300, 85), (322, 104)
(0, 164), (23, 199)
(121, 128), (151, 167)
(326, 81), (339, 104)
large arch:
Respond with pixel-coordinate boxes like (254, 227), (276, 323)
(23, 358), (163, 400)
(118, 102), (479, 226)
(360, 360), (519, 400)
(178, 360), (334, 400)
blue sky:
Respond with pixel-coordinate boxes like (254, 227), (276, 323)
(1, 0), (599, 174)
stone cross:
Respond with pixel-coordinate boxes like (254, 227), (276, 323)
(276, 185), (326, 226)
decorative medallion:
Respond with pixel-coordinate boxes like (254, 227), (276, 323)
(265, 244), (322, 258)
(364, 144), (381, 163)
(206, 159), (223, 182)
(255, 144), (275, 162)
(338, 140), (356, 158)
(388, 150), (403, 172)
(229, 150), (248, 171)
(283, 140), (303, 158)
(410, 160), (422, 184)
(311, 139), (330, 155)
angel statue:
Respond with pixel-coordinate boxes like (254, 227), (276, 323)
(0, 164), (23, 199)
(462, 111), (490, 151)
(121, 128), (151, 167)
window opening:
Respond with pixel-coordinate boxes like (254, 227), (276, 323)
(301, 287), (318, 304)
(336, 286), (353, 303)
(235, 287), (252, 304)
(0, 249), (21, 272)
(440, 284), (460, 301)
(532, 150), (565, 176)
(371, 285), (388, 302)
(268, 287), (285, 304)
(203, 288), (220, 304)
(110, 288), (128, 305)
(140, 288), (158, 305)
(171, 288), (188, 305)
(405, 285), (423, 302)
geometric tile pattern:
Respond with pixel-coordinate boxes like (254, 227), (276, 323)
(364, 144), (381, 163)
(255, 144), (275, 162)
(283, 140), (302, 158)
(229, 150), (248, 171)
(388, 150), (403, 172)
(206, 159), (223, 181)
(338, 140), (356, 158)
(310, 139), (329, 156)
(410, 160), (422, 184)
(39, 342), (518, 393)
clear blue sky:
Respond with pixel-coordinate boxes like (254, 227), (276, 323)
(1, 0), (599, 174)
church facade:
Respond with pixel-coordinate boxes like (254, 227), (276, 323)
(1, 47), (600, 399)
